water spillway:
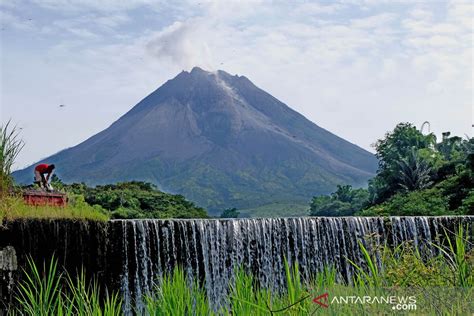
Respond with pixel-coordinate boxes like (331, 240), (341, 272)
(1, 216), (472, 313)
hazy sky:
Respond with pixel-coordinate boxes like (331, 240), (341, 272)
(1, 0), (472, 170)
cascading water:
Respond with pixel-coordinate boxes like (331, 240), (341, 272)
(0, 216), (472, 314)
(116, 216), (472, 314)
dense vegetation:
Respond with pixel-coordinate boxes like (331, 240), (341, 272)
(13, 226), (473, 314)
(311, 123), (474, 216)
(220, 207), (240, 218)
(59, 181), (208, 219)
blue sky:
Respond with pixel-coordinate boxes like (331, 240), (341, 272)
(1, 0), (472, 169)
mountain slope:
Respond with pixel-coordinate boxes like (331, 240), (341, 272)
(14, 67), (377, 214)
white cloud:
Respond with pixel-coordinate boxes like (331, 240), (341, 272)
(350, 13), (396, 29)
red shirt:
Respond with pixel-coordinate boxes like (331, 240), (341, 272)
(35, 164), (50, 173)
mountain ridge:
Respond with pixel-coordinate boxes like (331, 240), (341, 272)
(14, 67), (377, 214)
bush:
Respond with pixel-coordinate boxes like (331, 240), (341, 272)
(67, 181), (209, 219)
(310, 185), (368, 216)
(359, 188), (453, 216)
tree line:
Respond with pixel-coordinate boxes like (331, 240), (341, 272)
(310, 123), (473, 216)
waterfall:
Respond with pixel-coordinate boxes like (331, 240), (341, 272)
(116, 216), (472, 314)
(0, 216), (472, 314)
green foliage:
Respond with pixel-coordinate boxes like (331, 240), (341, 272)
(0, 120), (24, 192)
(360, 171), (473, 216)
(396, 148), (433, 191)
(145, 267), (211, 316)
(15, 256), (62, 315)
(220, 207), (240, 218)
(458, 190), (474, 215)
(383, 244), (449, 287)
(436, 171), (474, 212)
(359, 187), (452, 216)
(66, 181), (208, 219)
(311, 122), (473, 217)
(349, 225), (474, 289)
(375, 123), (437, 166)
(437, 132), (465, 162)
(371, 122), (437, 203)
(347, 241), (381, 288)
(227, 260), (318, 315)
(431, 226), (474, 287)
(310, 185), (368, 216)
(49, 174), (65, 191)
(13, 256), (121, 315)
(228, 268), (271, 315)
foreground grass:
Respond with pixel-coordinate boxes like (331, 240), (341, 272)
(12, 226), (473, 315)
(10, 256), (121, 315)
(144, 246), (473, 315)
(0, 194), (109, 222)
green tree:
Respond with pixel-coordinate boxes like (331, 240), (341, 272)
(370, 123), (437, 203)
(436, 132), (464, 161)
(359, 188), (452, 216)
(311, 122), (473, 217)
(310, 185), (369, 217)
(458, 190), (474, 215)
(396, 148), (433, 192)
(50, 175), (65, 191)
(64, 181), (208, 219)
(220, 207), (240, 218)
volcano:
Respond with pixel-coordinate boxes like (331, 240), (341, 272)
(14, 67), (377, 214)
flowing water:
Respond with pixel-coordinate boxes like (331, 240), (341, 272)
(116, 216), (472, 313)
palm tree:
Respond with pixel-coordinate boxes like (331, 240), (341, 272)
(396, 147), (433, 192)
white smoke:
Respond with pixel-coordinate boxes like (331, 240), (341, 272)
(146, 19), (216, 71)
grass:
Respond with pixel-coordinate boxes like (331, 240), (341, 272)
(12, 256), (122, 315)
(144, 267), (212, 315)
(11, 225), (473, 315)
(0, 193), (110, 222)
(0, 120), (25, 192)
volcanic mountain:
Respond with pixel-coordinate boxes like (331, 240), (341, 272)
(14, 67), (378, 214)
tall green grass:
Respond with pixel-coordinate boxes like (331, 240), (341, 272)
(431, 225), (473, 287)
(226, 262), (315, 316)
(0, 120), (24, 192)
(11, 256), (121, 315)
(349, 225), (473, 288)
(144, 268), (212, 316)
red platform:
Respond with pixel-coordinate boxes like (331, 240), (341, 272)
(23, 190), (68, 207)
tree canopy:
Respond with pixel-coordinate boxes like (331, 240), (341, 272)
(310, 122), (473, 217)
(54, 180), (208, 219)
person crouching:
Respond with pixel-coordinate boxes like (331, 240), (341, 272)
(34, 163), (55, 190)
